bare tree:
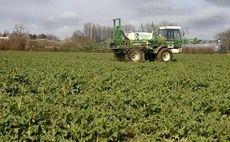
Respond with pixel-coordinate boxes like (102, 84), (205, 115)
(13, 25), (26, 37)
(122, 24), (136, 33)
(216, 29), (230, 54)
(142, 23), (155, 33)
(70, 30), (95, 48)
(83, 22), (93, 39)
(83, 22), (113, 42)
(0, 31), (9, 37)
(10, 25), (28, 50)
(46, 34), (59, 41)
(71, 30), (85, 41)
(102, 26), (113, 40)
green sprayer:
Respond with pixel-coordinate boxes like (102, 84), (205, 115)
(83, 18), (220, 62)
(84, 18), (221, 62)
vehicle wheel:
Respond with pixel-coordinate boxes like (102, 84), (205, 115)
(128, 49), (143, 62)
(156, 48), (173, 62)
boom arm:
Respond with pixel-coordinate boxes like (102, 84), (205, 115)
(181, 38), (221, 45)
(148, 37), (221, 49)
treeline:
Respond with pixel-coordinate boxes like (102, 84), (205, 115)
(0, 23), (229, 53)
(0, 23), (113, 51)
(216, 29), (230, 54)
(61, 23), (113, 51)
(0, 25), (60, 51)
(29, 33), (59, 41)
(0, 25), (28, 51)
(182, 46), (215, 54)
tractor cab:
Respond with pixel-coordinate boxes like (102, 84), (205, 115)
(158, 26), (181, 40)
(158, 26), (182, 53)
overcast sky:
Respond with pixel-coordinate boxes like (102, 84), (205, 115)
(0, 0), (229, 39)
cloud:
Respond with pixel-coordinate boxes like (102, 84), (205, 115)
(135, 1), (192, 17)
(28, 24), (39, 29)
(204, 0), (230, 7)
(116, 0), (196, 25)
(55, 25), (82, 38)
(0, 0), (54, 6)
(56, 26), (71, 33)
(0, 0), (229, 40)
(43, 11), (81, 38)
(46, 16), (55, 22)
(46, 11), (80, 23)
(186, 11), (230, 29)
(59, 11), (80, 21)
(184, 13), (230, 39)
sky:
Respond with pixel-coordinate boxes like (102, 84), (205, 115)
(0, 0), (229, 39)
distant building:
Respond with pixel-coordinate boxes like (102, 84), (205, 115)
(0, 36), (9, 40)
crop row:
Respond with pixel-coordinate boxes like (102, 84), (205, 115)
(0, 52), (230, 141)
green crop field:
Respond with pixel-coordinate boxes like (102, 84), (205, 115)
(0, 51), (230, 141)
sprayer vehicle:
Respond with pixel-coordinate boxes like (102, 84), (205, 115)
(110, 18), (220, 62)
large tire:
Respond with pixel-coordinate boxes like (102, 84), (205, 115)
(127, 49), (143, 62)
(156, 48), (173, 62)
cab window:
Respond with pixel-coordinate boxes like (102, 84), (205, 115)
(167, 29), (181, 39)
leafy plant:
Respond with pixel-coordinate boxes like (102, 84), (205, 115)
(0, 52), (229, 141)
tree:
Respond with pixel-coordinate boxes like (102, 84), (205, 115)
(13, 25), (27, 37)
(70, 30), (95, 48)
(216, 29), (230, 54)
(142, 23), (155, 33)
(37, 33), (47, 39)
(0, 31), (9, 37)
(83, 22), (93, 40)
(10, 25), (28, 50)
(122, 24), (136, 33)
(83, 22), (113, 42)
(46, 34), (59, 41)
(72, 30), (85, 42)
